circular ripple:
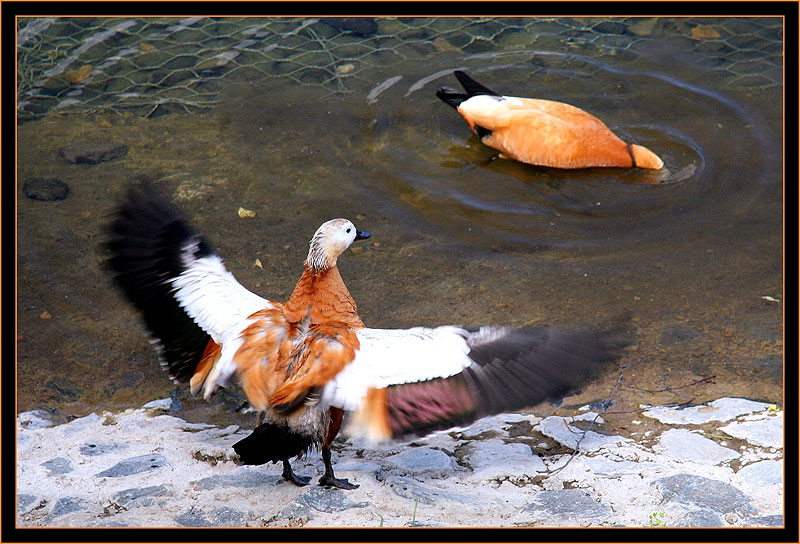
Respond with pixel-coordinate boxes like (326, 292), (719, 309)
(357, 53), (774, 252)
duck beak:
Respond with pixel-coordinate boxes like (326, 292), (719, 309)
(355, 229), (371, 241)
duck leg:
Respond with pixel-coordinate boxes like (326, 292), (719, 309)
(282, 459), (311, 486)
(318, 408), (358, 489)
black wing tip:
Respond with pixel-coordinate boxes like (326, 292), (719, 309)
(104, 180), (216, 383)
(384, 323), (633, 440)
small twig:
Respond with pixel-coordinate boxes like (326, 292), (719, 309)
(541, 366), (625, 476)
(622, 375), (716, 395)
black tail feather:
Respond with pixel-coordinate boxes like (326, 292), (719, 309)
(435, 86), (469, 109)
(233, 422), (315, 465)
(453, 70), (500, 97)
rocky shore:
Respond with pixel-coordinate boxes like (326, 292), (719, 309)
(16, 397), (783, 528)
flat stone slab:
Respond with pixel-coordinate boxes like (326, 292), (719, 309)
(720, 413), (782, 449)
(454, 413), (540, 438)
(582, 456), (643, 477)
(194, 467), (281, 490)
(643, 398), (770, 425)
(386, 476), (482, 506)
(536, 415), (630, 452)
(654, 429), (740, 464)
(41, 457), (75, 475)
(735, 460), (782, 488)
(96, 454), (169, 478)
(523, 489), (612, 521)
(113, 485), (171, 508)
(386, 447), (457, 476)
(17, 494), (38, 515)
(673, 509), (724, 527)
(175, 506), (249, 527)
(294, 487), (370, 513)
(141, 398), (174, 411)
(49, 497), (87, 520)
(654, 473), (757, 516)
(464, 439), (546, 480)
(743, 514), (784, 527)
(80, 441), (129, 457)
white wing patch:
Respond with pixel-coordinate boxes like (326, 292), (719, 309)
(319, 326), (477, 412)
(171, 254), (271, 344)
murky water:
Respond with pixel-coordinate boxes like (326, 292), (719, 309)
(17, 17), (783, 430)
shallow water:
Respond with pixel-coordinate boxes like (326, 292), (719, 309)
(17, 17), (783, 429)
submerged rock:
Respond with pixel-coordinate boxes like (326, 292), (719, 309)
(23, 178), (70, 201)
(59, 141), (128, 164)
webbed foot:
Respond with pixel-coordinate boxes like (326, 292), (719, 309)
(282, 459), (310, 487)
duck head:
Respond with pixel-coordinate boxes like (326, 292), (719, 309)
(306, 218), (371, 271)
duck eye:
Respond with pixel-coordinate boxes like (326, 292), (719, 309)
(346, 228), (351, 233)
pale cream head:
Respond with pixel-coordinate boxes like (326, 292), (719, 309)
(306, 218), (370, 271)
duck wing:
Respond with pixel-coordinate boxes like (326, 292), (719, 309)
(321, 325), (628, 440)
(105, 182), (273, 390)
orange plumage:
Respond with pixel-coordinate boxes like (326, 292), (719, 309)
(437, 70), (663, 170)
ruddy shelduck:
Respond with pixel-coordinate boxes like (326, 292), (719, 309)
(106, 182), (628, 490)
(437, 70), (663, 170)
